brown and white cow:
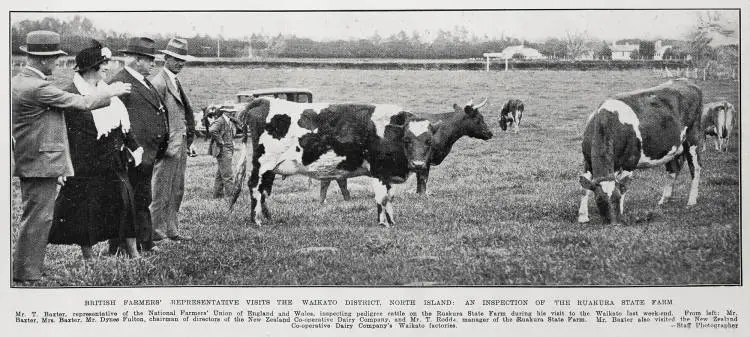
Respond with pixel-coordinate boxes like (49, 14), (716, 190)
(499, 99), (524, 134)
(701, 101), (735, 152)
(317, 99), (494, 200)
(230, 97), (434, 227)
(578, 79), (703, 225)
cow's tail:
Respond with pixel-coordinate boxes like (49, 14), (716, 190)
(229, 125), (251, 210)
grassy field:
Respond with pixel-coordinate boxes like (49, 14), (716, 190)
(10, 68), (740, 286)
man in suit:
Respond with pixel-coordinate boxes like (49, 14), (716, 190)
(107, 37), (169, 254)
(148, 38), (196, 242)
(208, 107), (236, 201)
(12, 31), (131, 282)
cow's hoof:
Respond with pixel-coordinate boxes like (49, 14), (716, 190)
(577, 216), (590, 224)
(378, 222), (391, 228)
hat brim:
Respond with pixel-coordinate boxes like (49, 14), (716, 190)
(160, 49), (196, 62)
(20, 46), (67, 56)
(119, 50), (156, 59)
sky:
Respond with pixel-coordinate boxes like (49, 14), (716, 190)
(10, 10), (739, 43)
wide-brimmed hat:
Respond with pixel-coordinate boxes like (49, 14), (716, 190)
(119, 37), (157, 59)
(19, 30), (68, 56)
(75, 40), (112, 72)
(160, 38), (195, 61)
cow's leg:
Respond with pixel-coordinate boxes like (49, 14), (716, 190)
(319, 179), (332, 204)
(658, 158), (682, 205)
(513, 110), (520, 134)
(336, 179), (351, 201)
(259, 171), (275, 219)
(685, 143), (702, 206)
(577, 189), (592, 223)
(371, 178), (395, 227)
(577, 171), (592, 223)
(416, 169), (429, 194)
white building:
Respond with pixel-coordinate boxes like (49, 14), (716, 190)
(654, 40), (673, 60)
(610, 42), (639, 60)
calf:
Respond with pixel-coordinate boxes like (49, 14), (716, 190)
(499, 99), (524, 133)
(701, 101), (735, 152)
(578, 79), (703, 225)
(317, 98), (494, 200)
(231, 98), (433, 227)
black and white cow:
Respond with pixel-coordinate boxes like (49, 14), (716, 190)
(701, 101), (735, 152)
(578, 79), (703, 225)
(231, 97), (434, 227)
(499, 99), (524, 133)
(317, 99), (494, 201)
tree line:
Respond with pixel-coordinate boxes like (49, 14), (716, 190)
(11, 14), (735, 72)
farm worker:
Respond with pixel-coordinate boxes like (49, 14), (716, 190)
(148, 38), (196, 242)
(106, 37), (169, 255)
(208, 107), (237, 201)
(12, 30), (131, 282)
(47, 39), (142, 260)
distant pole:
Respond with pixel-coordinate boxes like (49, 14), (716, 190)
(485, 56), (489, 72)
(505, 58), (508, 71)
(217, 39), (221, 58)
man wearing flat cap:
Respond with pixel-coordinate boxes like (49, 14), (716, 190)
(149, 38), (197, 242)
(12, 30), (131, 282)
(107, 37), (170, 254)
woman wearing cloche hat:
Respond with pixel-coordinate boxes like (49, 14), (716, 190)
(47, 40), (143, 260)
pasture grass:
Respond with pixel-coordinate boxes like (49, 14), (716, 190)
(10, 69), (740, 286)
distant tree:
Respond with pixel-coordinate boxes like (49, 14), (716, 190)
(595, 43), (612, 60)
(565, 32), (587, 59)
(638, 41), (655, 60)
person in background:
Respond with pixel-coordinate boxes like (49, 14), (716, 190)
(208, 107), (236, 201)
(148, 38), (196, 242)
(12, 31), (131, 282)
(106, 37), (169, 255)
(48, 40), (142, 259)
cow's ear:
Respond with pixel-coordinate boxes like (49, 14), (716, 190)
(579, 174), (596, 191)
(428, 123), (438, 134)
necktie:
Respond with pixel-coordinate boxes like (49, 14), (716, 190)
(175, 77), (189, 106)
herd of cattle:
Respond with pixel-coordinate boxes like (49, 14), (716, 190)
(199, 78), (736, 227)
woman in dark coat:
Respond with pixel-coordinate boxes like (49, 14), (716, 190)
(48, 41), (142, 259)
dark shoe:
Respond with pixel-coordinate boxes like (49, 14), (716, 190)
(152, 235), (168, 242)
(168, 234), (193, 241)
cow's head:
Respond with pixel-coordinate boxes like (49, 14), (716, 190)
(579, 173), (631, 224)
(403, 119), (435, 171)
(499, 115), (510, 131)
(453, 98), (493, 140)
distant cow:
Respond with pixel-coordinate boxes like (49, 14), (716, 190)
(231, 97), (434, 227)
(499, 99), (524, 133)
(318, 99), (494, 201)
(701, 101), (735, 152)
(578, 79), (703, 225)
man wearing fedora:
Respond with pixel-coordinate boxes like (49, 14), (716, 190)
(149, 38), (196, 242)
(12, 30), (131, 282)
(107, 37), (170, 254)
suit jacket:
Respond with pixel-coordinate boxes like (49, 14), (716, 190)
(149, 68), (196, 153)
(108, 68), (169, 168)
(208, 115), (236, 157)
(12, 68), (113, 177)
(62, 84), (139, 176)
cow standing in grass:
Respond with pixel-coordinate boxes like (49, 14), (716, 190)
(231, 97), (434, 227)
(578, 79), (703, 225)
(701, 101), (735, 152)
(317, 99), (494, 200)
(499, 99), (524, 134)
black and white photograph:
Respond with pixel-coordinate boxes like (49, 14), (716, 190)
(8, 8), (741, 288)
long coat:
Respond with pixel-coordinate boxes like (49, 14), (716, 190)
(12, 67), (112, 177)
(208, 115), (236, 157)
(48, 84), (139, 246)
